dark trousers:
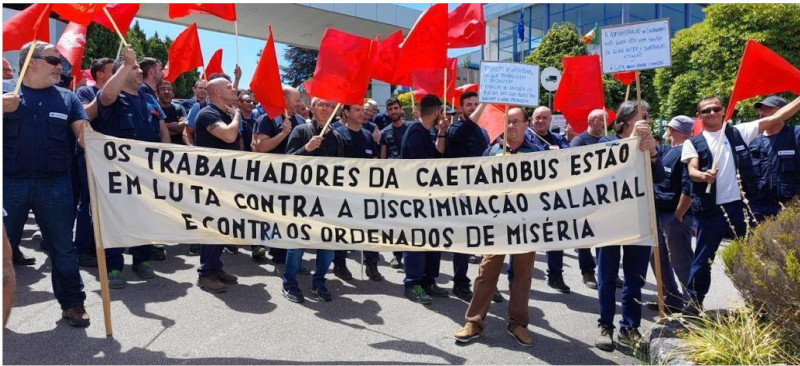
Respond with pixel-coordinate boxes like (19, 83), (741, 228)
(3, 175), (86, 310)
(198, 245), (225, 277)
(333, 250), (380, 265)
(544, 248), (596, 279)
(452, 253), (470, 288)
(597, 244), (652, 330)
(651, 211), (695, 308)
(106, 245), (152, 272)
(687, 200), (746, 306)
(73, 154), (95, 256)
(403, 251), (441, 288)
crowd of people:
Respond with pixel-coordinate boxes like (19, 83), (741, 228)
(3, 42), (800, 353)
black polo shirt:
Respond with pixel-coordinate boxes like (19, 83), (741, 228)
(194, 104), (240, 150)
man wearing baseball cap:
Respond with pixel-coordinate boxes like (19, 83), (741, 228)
(749, 95), (800, 220)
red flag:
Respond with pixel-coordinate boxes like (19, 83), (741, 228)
(447, 3), (485, 48)
(2, 4), (51, 51)
(477, 104), (513, 142)
(410, 57), (458, 100)
(82, 69), (96, 87)
(56, 22), (88, 83)
(553, 55), (606, 134)
(454, 83), (480, 108)
(202, 49), (224, 80)
(301, 80), (313, 96)
(692, 118), (704, 136)
(724, 40), (800, 122)
(395, 4), (448, 78)
(372, 30), (411, 86)
(52, 4), (98, 26)
(163, 23), (204, 83)
(612, 71), (636, 85)
(250, 25), (285, 119)
(169, 4), (237, 21)
(93, 4), (140, 37)
(311, 28), (376, 106)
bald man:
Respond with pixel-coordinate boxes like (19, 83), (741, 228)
(3, 58), (13, 80)
(528, 107), (569, 150)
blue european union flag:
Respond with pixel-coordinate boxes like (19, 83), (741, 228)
(516, 8), (525, 42)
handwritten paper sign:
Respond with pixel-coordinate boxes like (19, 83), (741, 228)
(550, 114), (567, 134)
(479, 62), (540, 107)
(600, 19), (671, 74)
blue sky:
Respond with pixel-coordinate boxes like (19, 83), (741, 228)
(133, 3), (475, 87)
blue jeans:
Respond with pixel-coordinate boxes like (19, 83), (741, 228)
(283, 248), (334, 289)
(597, 244), (652, 330)
(544, 248), (596, 279)
(333, 250), (380, 266)
(651, 211), (695, 308)
(403, 251), (441, 288)
(73, 153), (95, 256)
(198, 245), (225, 277)
(3, 175), (86, 310)
(452, 253), (470, 287)
(688, 201), (746, 306)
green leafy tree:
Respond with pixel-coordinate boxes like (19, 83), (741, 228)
(523, 22), (587, 107)
(654, 3), (800, 121)
(281, 46), (318, 87)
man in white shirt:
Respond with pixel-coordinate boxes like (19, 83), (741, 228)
(680, 95), (800, 315)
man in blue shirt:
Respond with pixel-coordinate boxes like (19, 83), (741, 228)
(179, 79), (207, 112)
(95, 47), (171, 290)
(3, 41), (90, 327)
(156, 80), (187, 145)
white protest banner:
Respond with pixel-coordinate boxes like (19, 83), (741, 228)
(84, 129), (656, 255)
(479, 62), (540, 107)
(600, 19), (671, 74)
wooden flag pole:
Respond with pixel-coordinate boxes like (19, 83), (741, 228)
(502, 104), (509, 155)
(625, 84), (631, 102)
(82, 124), (114, 336)
(635, 71), (641, 106)
(234, 21), (240, 65)
(443, 66), (448, 113)
(531, 130), (554, 147)
(115, 41), (123, 59)
(103, 7), (129, 47)
(409, 87), (416, 119)
(13, 39), (39, 96)
(318, 102), (342, 137)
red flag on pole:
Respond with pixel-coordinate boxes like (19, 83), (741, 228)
(169, 4), (237, 21)
(553, 55), (606, 134)
(372, 30), (411, 86)
(724, 40), (800, 122)
(311, 28), (376, 106)
(453, 83), (480, 108)
(301, 80), (313, 96)
(56, 22), (88, 84)
(447, 3), (485, 48)
(250, 25), (285, 119)
(202, 49), (224, 80)
(477, 104), (512, 143)
(2, 4), (51, 50)
(612, 71), (636, 85)
(163, 23), (204, 83)
(93, 4), (140, 37)
(395, 3), (448, 78)
(51, 4), (98, 26)
(409, 57), (458, 100)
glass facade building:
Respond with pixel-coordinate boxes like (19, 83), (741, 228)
(486, 3), (707, 62)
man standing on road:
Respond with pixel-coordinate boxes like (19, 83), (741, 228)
(379, 97), (411, 269)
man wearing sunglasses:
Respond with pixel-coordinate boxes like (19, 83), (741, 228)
(236, 90), (259, 152)
(748, 96), (800, 221)
(95, 46), (171, 290)
(681, 95), (800, 316)
(2, 41), (90, 327)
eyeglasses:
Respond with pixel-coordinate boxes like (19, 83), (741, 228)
(316, 103), (336, 109)
(32, 55), (61, 66)
(700, 106), (723, 115)
(239, 100), (255, 104)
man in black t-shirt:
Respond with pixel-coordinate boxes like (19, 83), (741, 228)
(156, 80), (187, 145)
(193, 77), (241, 293)
(378, 97), (411, 268)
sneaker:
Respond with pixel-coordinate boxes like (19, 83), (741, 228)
(215, 269), (238, 284)
(595, 324), (615, 352)
(468, 255), (481, 264)
(282, 286), (304, 303)
(12, 249), (35, 266)
(298, 265), (311, 276)
(507, 325), (533, 347)
(423, 283), (449, 297)
(618, 327), (643, 347)
(334, 264), (353, 280)
(493, 288), (504, 303)
(615, 276), (623, 288)
(62, 306), (90, 327)
(582, 271), (598, 290)
(108, 270), (126, 289)
(454, 322), (481, 343)
(452, 285), (473, 301)
(404, 285), (432, 305)
(188, 244), (200, 256)
(547, 277), (571, 294)
(132, 261), (155, 279)
(251, 246), (267, 260)
(365, 263), (384, 281)
(197, 276), (227, 293)
(389, 257), (402, 269)
(78, 253), (98, 268)
(150, 245), (166, 261)
(312, 285), (332, 302)
(224, 245), (239, 254)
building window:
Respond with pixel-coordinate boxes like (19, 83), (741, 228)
(688, 4), (705, 25)
(629, 3), (656, 22)
(661, 4), (686, 36)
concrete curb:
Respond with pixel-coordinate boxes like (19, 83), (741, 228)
(649, 319), (696, 365)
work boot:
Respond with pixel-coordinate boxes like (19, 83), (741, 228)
(423, 283), (449, 297)
(188, 244), (200, 256)
(595, 324), (615, 352)
(618, 327), (643, 348)
(198, 276), (227, 293)
(493, 288), (504, 303)
(365, 263), (384, 281)
(404, 285), (432, 305)
(334, 264), (353, 280)
(547, 277), (571, 294)
(12, 249), (35, 266)
(507, 324), (533, 347)
(215, 269), (238, 284)
(582, 271), (598, 289)
(62, 306), (90, 327)
(452, 285), (473, 301)
(389, 256), (402, 269)
(150, 245), (166, 261)
(454, 322), (481, 343)
(78, 253), (98, 268)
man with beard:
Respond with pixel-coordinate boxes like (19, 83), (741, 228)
(378, 97), (410, 269)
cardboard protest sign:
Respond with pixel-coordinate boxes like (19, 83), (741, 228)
(84, 129), (656, 254)
(479, 62), (540, 107)
(600, 19), (671, 74)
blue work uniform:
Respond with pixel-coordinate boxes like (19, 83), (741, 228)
(748, 124), (800, 218)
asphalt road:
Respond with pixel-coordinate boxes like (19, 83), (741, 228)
(3, 215), (742, 365)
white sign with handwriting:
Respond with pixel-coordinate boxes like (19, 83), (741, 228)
(479, 62), (540, 107)
(600, 19), (672, 73)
